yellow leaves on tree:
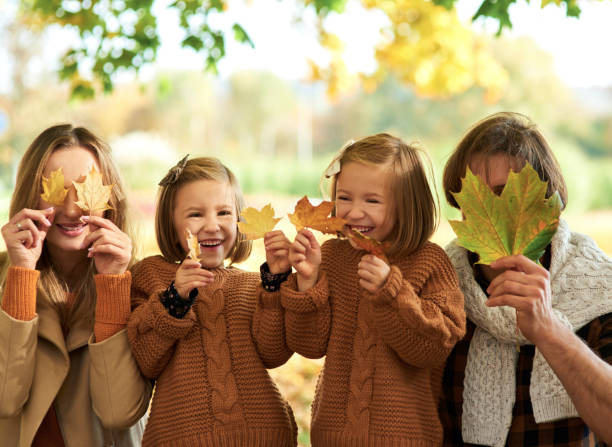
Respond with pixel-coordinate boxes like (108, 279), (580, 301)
(312, 0), (508, 101)
(186, 228), (201, 260)
(288, 196), (346, 235)
(449, 162), (562, 265)
(40, 167), (69, 206)
(238, 204), (281, 240)
(346, 228), (390, 263)
(73, 166), (114, 214)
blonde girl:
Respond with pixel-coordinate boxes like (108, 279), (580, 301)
(279, 133), (466, 446)
(127, 156), (297, 447)
(0, 124), (149, 447)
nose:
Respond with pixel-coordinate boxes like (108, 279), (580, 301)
(62, 187), (83, 218)
(201, 215), (221, 233)
(345, 202), (365, 220)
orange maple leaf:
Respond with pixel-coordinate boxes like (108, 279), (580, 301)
(288, 196), (346, 235)
(345, 228), (390, 263)
(186, 229), (201, 260)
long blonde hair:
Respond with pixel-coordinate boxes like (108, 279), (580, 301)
(1, 124), (133, 329)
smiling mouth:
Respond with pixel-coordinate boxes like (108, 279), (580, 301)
(56, 222), (87, 236)
(199, 239), (223, 249)
(348, 225), (373, 234)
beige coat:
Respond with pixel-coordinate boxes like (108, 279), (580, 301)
(0, 293), (151, 447)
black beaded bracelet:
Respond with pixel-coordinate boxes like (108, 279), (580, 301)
(160, 281), (198, 318)
(260, 262), (291, 292)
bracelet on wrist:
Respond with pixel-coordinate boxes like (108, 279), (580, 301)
(160, 281), (198, 318)
(260, 262), (291, 292)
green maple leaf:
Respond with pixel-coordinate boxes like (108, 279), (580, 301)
(449, 162), (562, 265)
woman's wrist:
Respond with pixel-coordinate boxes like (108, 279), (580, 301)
(159, 281), (198, 318)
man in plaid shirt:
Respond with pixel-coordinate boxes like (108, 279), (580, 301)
(440, 112), (612, 446)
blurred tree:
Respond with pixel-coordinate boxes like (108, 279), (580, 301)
(15, 0), (596, 100)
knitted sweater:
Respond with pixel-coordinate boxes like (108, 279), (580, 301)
(127, 255), (297, 447)
(279, 239), (466, 447)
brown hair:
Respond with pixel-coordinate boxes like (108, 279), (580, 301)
(155, 157), (252, 264)
(322, 133), (438, 257)
(443, 112), (567, 209)
(2, 124), (133, 328)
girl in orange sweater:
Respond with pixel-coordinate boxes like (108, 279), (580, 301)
(127, 156), (296, 447)
(280, 134), (466, 446)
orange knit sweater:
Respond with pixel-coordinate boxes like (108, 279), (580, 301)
(127, 255), (297, 447)
(279, 239), (466, 447)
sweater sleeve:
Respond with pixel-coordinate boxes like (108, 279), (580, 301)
(280, 272), (331, 359)
(93, 272), (131, 342)
(369, 250), (466, 369)
(127, 288), (196, 379)
(1, 266), (39, 321)
(252, 285), (293, 368)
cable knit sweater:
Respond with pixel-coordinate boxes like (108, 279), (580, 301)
(127, 255), (297, 447)
(279, 239), (466, 447)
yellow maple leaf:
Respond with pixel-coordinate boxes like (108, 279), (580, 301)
(186, 228), (201, 260)
(238, 204), (281, 240)
(40, 167), (69, 206)
(73, 166), (114, 214)
(288, 196), (346, 235)
(345, 228), (390, 263)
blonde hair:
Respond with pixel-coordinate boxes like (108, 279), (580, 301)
(2, 124), (133, 328)
(322, 133), (438, 257)
(155, 157), (252, 264)
(443, 112), (567, 210)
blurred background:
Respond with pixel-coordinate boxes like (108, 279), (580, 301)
(1, 0), (611, 444)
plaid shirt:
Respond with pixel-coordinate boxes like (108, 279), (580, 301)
(440, 307), (612, 447)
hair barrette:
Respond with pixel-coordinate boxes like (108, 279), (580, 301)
(324, 139), (355, 178)
(159, 154), (190, 186)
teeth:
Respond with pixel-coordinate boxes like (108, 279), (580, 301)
(200, 240), (221, 246)
(350, 226), (371, 233)
(58, 223), (84, 229)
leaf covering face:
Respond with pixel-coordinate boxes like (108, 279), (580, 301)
(73, 166), (114, 214)
(238, 204), (281, 240)
(40, 167), (69, 206)
(449, 162), (561, 265)
(288, 195), (346, 235)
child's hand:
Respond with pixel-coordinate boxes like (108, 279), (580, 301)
(1, 207), (55, 270)
(289, 229), (321, 291)
(358, 254), (390, 293)
(175, 258), (215, 298)
(81, 215), (132, 275)
(264, 230), (291, 274)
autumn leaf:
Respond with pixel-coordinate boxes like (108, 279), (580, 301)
(73, 166), (114, 214)
(186, 228), (201, 260)
(345, 228), (390, 263)
(288, 196), (346, 235)
(40, 167), (69, 206)
(238, 204), (281, 240)
(449, 162), (562, 265)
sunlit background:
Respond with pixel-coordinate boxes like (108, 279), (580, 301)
(1, 0), (611, 444)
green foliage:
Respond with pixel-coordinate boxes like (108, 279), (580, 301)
(434, 0), (584, 33)
(17, 0), (597, 99)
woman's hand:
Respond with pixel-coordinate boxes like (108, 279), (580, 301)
(358, 254), (390, 293)
(81, 215), (133, 275)
(1, 208), (55, 270)
(289, 229), (321, 291)
(264, 230), (291, 274)
(175, 258), (215, 298)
